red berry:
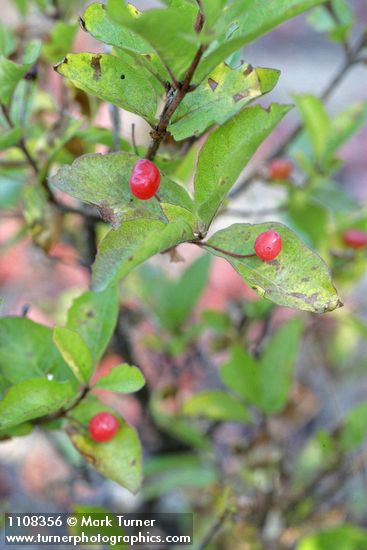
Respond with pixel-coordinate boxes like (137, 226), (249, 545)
(342, 229), (367, 249)
(129, 159), (160, 200)
(268, 158), (293, 181)
(254, 230), (282, 262)
(89, 412), (119, 443)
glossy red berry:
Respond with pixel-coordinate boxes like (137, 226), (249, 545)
(342, 229), (367, 249)
(89, 412), (119, 443)
(129, 159), (161, 200)
(268, 158), (293, 181)
(254, 230), (282, 262)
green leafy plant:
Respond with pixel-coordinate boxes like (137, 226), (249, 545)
(1, 0), (367, 548)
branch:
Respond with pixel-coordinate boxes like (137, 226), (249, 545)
(195, 241), (256, 260)
(145, 44), (206, 161)
(1, 103), (39, 176)
(196, 509), (230, 550)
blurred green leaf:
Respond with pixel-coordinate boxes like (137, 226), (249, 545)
(297, 525), (367, 550)
(53, 327), (92, 384)
(0, 317), (74, 384)
(0, 170), (25, 209)
(94, 364), (145, 394)
(205, 222), (341, 312)
(183, 390), (252, 422)
(69, 420), (143, 494)
(200, 0), (227, 29)
(308, 0), (353, 42)
(92, 219), (194, 292)
(0, 40), (40, 105)
(150, 389), (209, 450)
(0, 127), (21, 150)
(66, 286), (119, 366)
(194, 104), (291, 227)
(0, 378), (76, 431)
(287, 193), (329, 248)
(43, 21), (78, 62)
(324, 102), (367, 161)
(339, 401), (367, 451)
(310, 179), (357, 212)
(143, 454), (217, 499)
(294, 94), (330, 160)
(151, 255), (211, 331)
(169, 63), (280, 140)
(220, 345), (260, 404)
(0, 58), (31, 105)
(0, 21), (16, 57)
(221, 319), (302, 414)
(259, 318), (303, 413)
(54, 53), (159, 124)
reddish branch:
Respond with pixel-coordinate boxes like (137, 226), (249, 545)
(145, 44), (206, 161)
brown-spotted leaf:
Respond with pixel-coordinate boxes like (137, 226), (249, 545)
(206, 222), (342, 313)
(69, 420), (142, 494)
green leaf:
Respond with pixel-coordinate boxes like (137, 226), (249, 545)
(50, 151), (194, 227)
(84, 3), (152, 55)
(308, 0), (353, 42)
(92, 218), (194, 292)
(287, 194), (329, 248)
(195, 0), (328, 81)
(107, 1), (201, 81)
(94, 364), (145, 394)
(294, 94), (330, 160)
(205, 222), (341, 313)
(150, 390), (209, 450)
(83, 3), (167, 84)
(220, 345), (261, 404)
(66, 286), (119, 366)
(324, 102), (367, 162)
(200, 0), (227, 29)
(143, 454), (217, 499)
(0, 378), (76, 431)
(43, 21), (78, 62)
(0, 317), (73, 384)
(0, 20), (16, 57)
(194, 104), (291, 227)
(69, 420), (143, 494)
(168, 63), (280, 140)
(310, 179), (357, 213)
(297, 525), (367, 550)
(339, 401), (367, 451)
(221, 319), (302, 414)
(0, 127), (21, 151)
(182, 390), (252, 423)
(54, 53), (159, 124)
(154, 254), (211, 331)
(53, 327), (92, 384)
(258, 318), (303, 413)
(0, 40), (40, 105)
(0, 58), (30, 105)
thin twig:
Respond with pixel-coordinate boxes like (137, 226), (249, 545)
(1, 103), (39, 175)
(196, 509), (230, 550)
(109, 104), (121, 152)
(195, 241), (256, 260)
(145, 44), (206, 161)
